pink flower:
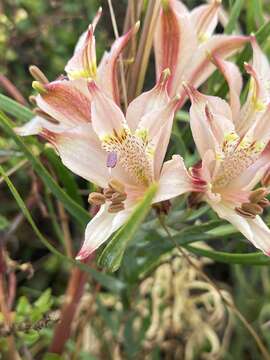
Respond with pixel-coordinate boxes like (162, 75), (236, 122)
(179, 38), (270, 255)
(16, 8), (139, 136)
(154, 0), (249, 105)
(40, 72), (196, 260)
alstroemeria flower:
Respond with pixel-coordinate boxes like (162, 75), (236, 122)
(16, 8), (139, 136)
(154, 0), (249, 104)
(177, 39), (270, 255)
(40, 73), (198, 260)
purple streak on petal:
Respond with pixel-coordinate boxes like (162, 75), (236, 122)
(107, 151), (117, 168)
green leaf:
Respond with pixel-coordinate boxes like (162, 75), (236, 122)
(0, 93), (33, 122)
(0, 110), (89, 227)
(0, 215), (9, 230)
(225, 0), (244, 34)
(19, 330), (40, 345)
(184, 245), (270, 265)
(0, 164), (126, 294)
(34, 289), (53, 314)
(98, 183), (158, 272)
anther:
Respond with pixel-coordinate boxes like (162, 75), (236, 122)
(88, 192), (106, 205)
(108, 203), (125, 213)
(108, 179), (125, 194)
(29, 65), (49, 84)
(32, 81), (48, 94)
(29, 95), (37, 105)
(111, 192), (127, 204)
(235, 207), (256, 219)
(241, 202), (263, 215)
(103, 188), (114, 200)
(249, 188), (267, 203)
(258, 198), (270, 208)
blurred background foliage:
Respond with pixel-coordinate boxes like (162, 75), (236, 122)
(1, 0), (270, 359)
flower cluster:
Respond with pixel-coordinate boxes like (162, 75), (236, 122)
(17, 1), (270, 260)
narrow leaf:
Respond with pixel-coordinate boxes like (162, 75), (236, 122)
(98, 183), (158, 272)
(225, 0), (244, 34)
(0, 93), (33, 122)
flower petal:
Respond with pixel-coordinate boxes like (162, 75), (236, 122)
(97, 22), (139, 104)
(15, 116), (64, 136)
(185, 35), (249, 93)
(126, 70), (170, 131)
(184, 84), (234, 158)
(154, 155), (201, 203)
(88, 81), (127, 140)
(190, 0), (220, 41)
(65, 8), (102, 79)
(154, 0), (197, 96)
(211, 201), (270, 255)
(228, 142), (270, 191)
(76, 203), (132, 260)
(213, 56), (242, 120)
(237, 38), (270, 136)
(137, 96), (179, 177)
(41, 124), (110, 188)
(36, 79), (91, 126)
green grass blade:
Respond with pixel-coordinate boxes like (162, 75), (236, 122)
(0, 110), (89, 226)
(225, 0), (244, 34)
(184, 245), (270, 265)
(98, 183), (158, 272)
(0, 93), (33, 122)
(0, 164), (125, 294)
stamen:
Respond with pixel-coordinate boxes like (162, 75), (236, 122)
(108, 203), (125, 213)
(235, 207), (256, 219)
(29, 65), (49, 84)
(111, 192), (127, 203)
(241, 202), (263, 215)
(32, 81), (48, 95)
(88, 192), (106, 205)
(258, 198), (270, 208)
(103, 188), (114, 200)
(249, 188), (267, 203)
(108, 179), (125, 194)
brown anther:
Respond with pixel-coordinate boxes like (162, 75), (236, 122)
(103, 188), (114, 199)
(241, 202), (263, 215)
(235, 207), (256, 219)
(258, 198), (270, 208)
(88, 192), (106, 205)
(108, 202), (125, 213)
(29, 95), (37, 105)
(249, 188), (267, 203)
(29, 65), (49, 84)
(111, 192), (127, 204)
(262, 168), (270, 187)
(108, 179), (125, 194)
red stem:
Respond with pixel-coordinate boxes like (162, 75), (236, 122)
(49, 258), (92, 353)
